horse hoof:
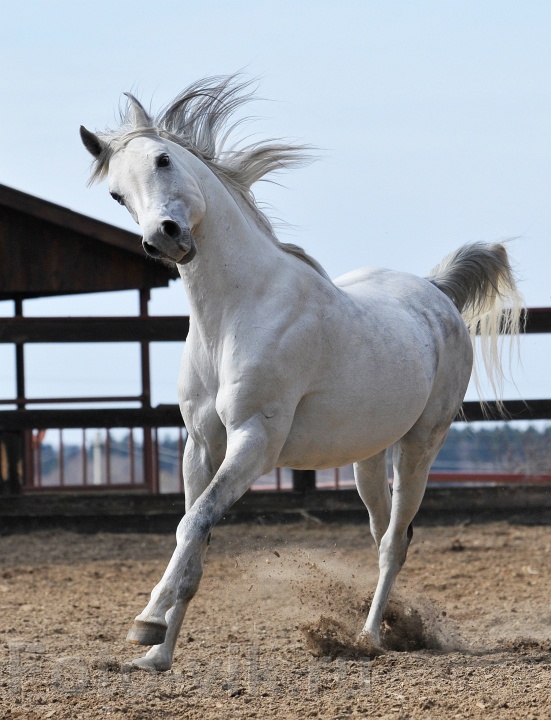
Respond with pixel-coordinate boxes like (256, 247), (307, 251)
(356, 632), (385, 657)
(126, 620), (167, 646)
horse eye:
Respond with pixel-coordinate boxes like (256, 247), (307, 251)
(157, 154), (170, 168)
(110, 192), (124, 205)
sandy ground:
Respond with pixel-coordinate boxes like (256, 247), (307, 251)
(0, 520), (550, 719)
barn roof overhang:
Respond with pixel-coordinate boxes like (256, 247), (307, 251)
(0, 183), (178, 300)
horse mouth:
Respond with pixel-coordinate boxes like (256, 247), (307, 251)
(142, 238), (196, 265)
(175, 243), (197, 265)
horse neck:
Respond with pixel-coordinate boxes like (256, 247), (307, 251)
(177, 160), (283, 328)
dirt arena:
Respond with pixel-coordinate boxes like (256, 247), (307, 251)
(1, 519), (550, 719)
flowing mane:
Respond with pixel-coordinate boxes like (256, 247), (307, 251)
(87, 74), (329, 279)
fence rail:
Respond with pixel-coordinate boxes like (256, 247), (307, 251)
(0, 316), (190, 343)
(0, 307), (546, 343)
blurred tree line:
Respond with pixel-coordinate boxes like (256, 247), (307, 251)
(433, 425), (551, 474)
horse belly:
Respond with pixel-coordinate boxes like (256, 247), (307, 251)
(277, 380), (429, 470)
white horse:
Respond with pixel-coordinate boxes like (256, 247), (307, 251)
(80, 76), (522, 671)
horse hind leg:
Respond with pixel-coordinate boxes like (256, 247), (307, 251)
(360, 419), (451, 645)
(354, 449), (392, 550)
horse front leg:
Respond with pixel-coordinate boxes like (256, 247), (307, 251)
(130, 437), (217, 670)
(130, 545), (209, 669)
(126, 414), (288, 650)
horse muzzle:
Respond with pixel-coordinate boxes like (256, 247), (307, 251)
(142, 220), (196, 264)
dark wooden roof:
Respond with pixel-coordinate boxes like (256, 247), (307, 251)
(0, 184), (178, 300)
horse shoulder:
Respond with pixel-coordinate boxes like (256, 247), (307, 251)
(213, 344), (306, 432)
(213, 294), (331, 430)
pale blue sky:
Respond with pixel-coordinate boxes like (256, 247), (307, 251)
(0, 1), (549, 406)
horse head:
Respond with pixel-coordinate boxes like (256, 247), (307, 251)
(80, 113), (204, 265)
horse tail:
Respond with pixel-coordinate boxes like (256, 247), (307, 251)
(427, 241), (523, 414)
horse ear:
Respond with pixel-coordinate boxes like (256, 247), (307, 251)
(80, 126), (106, 159)
(124, 93), (152, 128)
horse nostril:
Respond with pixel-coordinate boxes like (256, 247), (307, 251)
(161, 220), (181, 239)
(143, 240), (162, 258)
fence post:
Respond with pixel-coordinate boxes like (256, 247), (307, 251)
(12, 297), (34, 490)
(139, 289), (158, 493)
(0, 432), (23, 495)
(292, 469), (316, 493)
